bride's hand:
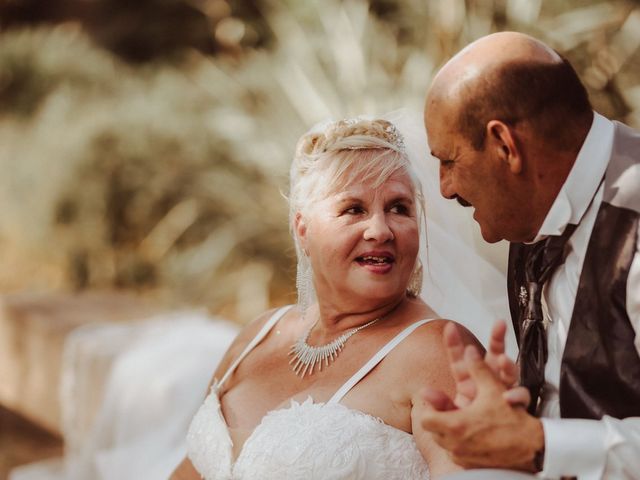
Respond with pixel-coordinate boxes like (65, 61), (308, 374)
(444, 320), (526, 408)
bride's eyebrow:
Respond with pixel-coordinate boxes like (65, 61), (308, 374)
(335, 196), (364, 205)
(386, 195), (414, 205)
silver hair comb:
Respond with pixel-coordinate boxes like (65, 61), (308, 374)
(335, 118), (406, 152)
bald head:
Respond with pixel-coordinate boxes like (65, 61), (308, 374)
(431, 32), (561, 98)
(426, 32), (592, 152)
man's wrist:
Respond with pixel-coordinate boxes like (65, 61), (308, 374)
(527, 417), (546, 473)
(533, 443), (545, 472)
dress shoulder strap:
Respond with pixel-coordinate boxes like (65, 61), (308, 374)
(217, 305), (293, 389)
(327, 318), (435, 404)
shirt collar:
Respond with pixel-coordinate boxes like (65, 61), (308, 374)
(530, 112), (614, 243)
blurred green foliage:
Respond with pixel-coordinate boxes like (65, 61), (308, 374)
(0, 0), (269, 63)
(0, 28), (118, 116)
(0, 26), (293, 316)
(0, 0), (639, 321)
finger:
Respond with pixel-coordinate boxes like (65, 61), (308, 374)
(450, 356), (473, 385)
(464, 345), (504, 395)
(487, 320), (507, 358)
(444, 322), (466, 375)
(452, 378), (476, 408)
(415, 387), (462, 436)
(418, 406), (462, 439)
(444, 322), (476, 389)
(485, 320), (508, 376)
(497, 353), (519, 386)
(419, 386), (457, 412)
(502, 386), (531, 408)
(444, 323), (479, 405)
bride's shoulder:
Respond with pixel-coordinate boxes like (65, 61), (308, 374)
(398, 317), (483, 359)
(211, 305), (297, 385)
(233, 305), (293, 347)
(390, 318), (483, 390)
(394, 298), (483, 355)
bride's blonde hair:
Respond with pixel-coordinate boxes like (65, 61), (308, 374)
(288, 118), (425, 311)
(289, 118), (422, 218)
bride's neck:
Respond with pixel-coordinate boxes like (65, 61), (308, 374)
(310, 296), (406, 335)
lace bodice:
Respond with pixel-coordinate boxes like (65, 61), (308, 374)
(186, 307), (432, 480)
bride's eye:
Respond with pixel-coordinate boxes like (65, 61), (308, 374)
(343, 205), (364, 215)
(389, 203), (410, 215)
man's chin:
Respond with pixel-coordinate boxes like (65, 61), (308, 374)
(473, 211), (506, 243)
(477, 223), (503, 244)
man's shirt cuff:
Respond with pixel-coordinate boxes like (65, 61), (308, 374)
(540, 418), (606, 479)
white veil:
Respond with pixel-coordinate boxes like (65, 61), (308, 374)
(385, 109), (516, 356)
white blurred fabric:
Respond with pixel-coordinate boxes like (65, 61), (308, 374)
(9, 311), (239, 480)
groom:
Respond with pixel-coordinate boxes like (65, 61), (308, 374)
(415, 32), (640, 479)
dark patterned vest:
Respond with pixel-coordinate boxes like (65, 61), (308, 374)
(508, 121), (640, 419)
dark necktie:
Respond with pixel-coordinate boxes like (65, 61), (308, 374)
(518, 223), (577, 414)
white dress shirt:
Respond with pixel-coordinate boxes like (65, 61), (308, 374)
(531, 113), (640, 479)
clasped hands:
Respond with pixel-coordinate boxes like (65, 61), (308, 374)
(412, 320), (545, 472)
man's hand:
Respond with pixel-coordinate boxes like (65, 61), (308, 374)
(413, 346), (544, 471)
(445, 320), (528, 408)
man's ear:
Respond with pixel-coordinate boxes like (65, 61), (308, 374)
(486, 120), (522, 174)
(294, 212), (308, 253)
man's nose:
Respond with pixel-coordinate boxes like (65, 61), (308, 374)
(439, 167), (456, 200)
(363, 213), (394, 242)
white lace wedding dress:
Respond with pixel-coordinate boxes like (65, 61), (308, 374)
(187, 306), (432, 480)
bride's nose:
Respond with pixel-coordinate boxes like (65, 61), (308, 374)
(363, 213), (394, 242)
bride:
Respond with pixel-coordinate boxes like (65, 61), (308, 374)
(8, 112), (511, 480)
(170, 117), (487, 479)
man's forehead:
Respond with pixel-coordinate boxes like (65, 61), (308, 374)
(425, 114), (454, 154)
(425, 89), (459, 126)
